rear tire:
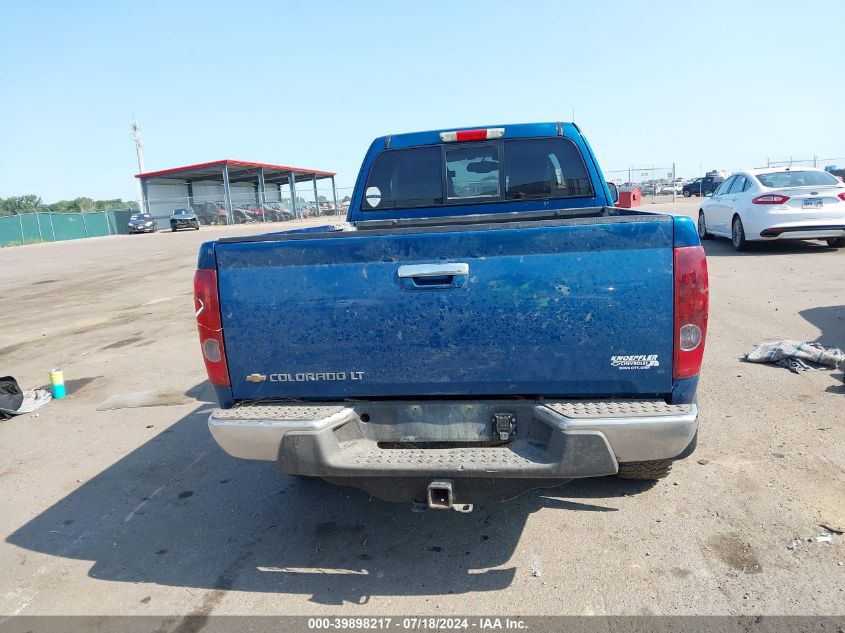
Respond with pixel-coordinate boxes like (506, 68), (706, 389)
(683, 190), (691, 198)
(826, 237), (844, 248)
(732, 215), (748, 251)
(698, 211), (712, 240)
(617, 459), (673, 480)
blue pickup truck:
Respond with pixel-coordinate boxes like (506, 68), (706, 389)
(193, 122), (709, 510)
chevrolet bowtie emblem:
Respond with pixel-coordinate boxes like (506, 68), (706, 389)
(245, 374), (267, 383)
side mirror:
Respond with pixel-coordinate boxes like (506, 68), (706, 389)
(704, 191), (713, 197)
(607, 182), (619, 205)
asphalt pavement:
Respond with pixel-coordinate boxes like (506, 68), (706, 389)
(0, 205), (843, 618)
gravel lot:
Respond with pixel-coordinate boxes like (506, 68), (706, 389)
(0, 202), (843, 618)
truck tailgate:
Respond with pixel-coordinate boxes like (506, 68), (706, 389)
(215, 216), (675, 400)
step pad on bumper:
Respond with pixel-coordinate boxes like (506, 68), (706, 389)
(350, 447), (539, 468)
(283, 431), (615, 478)
(212, 404), (348, 421)
(545, 400), (692, 419)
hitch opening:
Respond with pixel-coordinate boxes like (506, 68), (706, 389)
(427, 480), (454, 510)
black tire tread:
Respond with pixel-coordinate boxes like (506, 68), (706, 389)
(698, 212), (712, 240)
(617, 459), (673, 480)
(732, 215), (748, 251)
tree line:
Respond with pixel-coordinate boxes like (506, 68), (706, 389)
(0, 195), (139, 216)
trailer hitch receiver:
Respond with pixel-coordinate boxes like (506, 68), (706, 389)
(492, 412), (517, 441)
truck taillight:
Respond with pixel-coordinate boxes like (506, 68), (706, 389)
(673, 246), (708, 379)
(193, 269), (230, 387)
(439, 128), (505, 142)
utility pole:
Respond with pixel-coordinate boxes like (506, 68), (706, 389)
(672, 162), (676, 203)
(131, 118), (146, 212)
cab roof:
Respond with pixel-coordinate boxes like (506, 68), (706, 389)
(383, 122), (578, 149)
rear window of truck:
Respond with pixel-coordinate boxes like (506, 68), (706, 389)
(362, 138), (594, 211)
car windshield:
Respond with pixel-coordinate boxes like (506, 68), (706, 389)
(756, 171), (838, 188)
(130, 214), (149, 220)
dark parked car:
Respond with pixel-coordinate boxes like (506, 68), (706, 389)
(682, 176), (724, 197)
(170, 209), (200, 232)
(127, 213), (156, 234)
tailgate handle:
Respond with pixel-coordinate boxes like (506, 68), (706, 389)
(397, 263), (469, 288)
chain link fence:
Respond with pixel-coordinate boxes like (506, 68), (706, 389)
(145, 186), (355, 227)
(601, 156), (845, 207)
(10, 154), (839, 247)
(604, 165), (681, 204)
(765, 156), (845, 170)
(0, 183), (358, 247)
(0, 209), (134, 248)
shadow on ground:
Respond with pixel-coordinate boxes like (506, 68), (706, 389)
(184, 381), (216, 403)
(800, 305), (845, 349)
(37, 376), (103, 396)
(801, 304), (845, 393)
(6, 385), (653, 605)
(702, 238), (838, 258)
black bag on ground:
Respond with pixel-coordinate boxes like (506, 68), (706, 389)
(0, 376), (24, 420)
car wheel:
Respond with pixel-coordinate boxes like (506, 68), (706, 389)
(683, 190), (691, 198)
(732, 215), (748, 251)
(617, 459), (673, 480)
(171, 224), (177, 232)
(826, 237), (844, 248)
(195, 223), (200, 230)
(697, 211), (712, 240)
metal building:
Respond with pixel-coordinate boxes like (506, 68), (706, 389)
(135, 159), (337, 227)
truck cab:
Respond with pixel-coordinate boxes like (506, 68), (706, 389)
(194, 122), (709, 509)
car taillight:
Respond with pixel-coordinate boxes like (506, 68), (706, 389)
(673, 246), (709, 379)
(193, 269), (230, 386)
(439, 128), (505, 142)
(838, 193), (845, 201)
(752, 194), (790, 205)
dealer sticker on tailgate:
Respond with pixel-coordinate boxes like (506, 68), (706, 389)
(611, 354), (660, 370)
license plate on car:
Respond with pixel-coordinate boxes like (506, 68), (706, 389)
(803, 198), (823, 208)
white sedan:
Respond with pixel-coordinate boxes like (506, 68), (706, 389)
(697, 168), (845, 251)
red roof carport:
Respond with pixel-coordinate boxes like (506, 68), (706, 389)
(134, 159), (337, 224)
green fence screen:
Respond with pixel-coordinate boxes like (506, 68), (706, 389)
(0, 209), (135, 247)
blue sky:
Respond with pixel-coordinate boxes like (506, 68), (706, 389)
(1, 0), (843, 202)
